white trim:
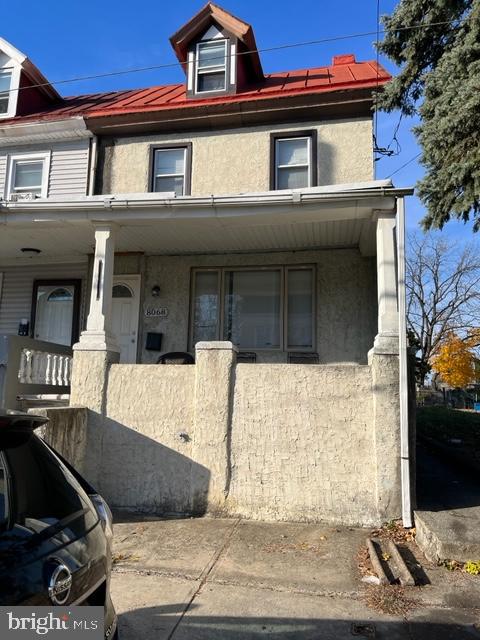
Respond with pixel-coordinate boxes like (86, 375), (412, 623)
(0, 64), (21, 120)
(229, 43), (236, 85)
(397, 197), (412, 528)
(5, 151), (51, 199)
(0, 117), (91, 146)
(112, 274), (141, 363)
(187, 52), (194, 91)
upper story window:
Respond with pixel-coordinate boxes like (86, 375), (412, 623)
(195, 39), (227, 93)
(0, 69), (12, 115)
(6, 152), (50, 199)
(271, 131), (318, 190)
(151, 144), (192, 196)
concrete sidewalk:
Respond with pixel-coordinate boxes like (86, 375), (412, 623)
(110, 515), (480, 639)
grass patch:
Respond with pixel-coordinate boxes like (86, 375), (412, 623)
(417, 407), (480, 449)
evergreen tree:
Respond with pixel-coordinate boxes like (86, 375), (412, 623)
(377, 0), (480, 231)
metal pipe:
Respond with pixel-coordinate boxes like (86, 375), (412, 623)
(396, 196), (412, 528)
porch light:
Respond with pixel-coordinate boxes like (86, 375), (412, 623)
(151, 285), (161, 297)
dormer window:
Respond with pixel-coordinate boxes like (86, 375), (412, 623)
(195, 40), (227, 93)
(0, 69), (12, 114)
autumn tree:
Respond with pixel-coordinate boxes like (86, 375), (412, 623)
(377, 0), (480, 230)
(406, 233), (480, 385)
(431, 332), (477, 388)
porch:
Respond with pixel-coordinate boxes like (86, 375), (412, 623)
(1, 181), (411, 525)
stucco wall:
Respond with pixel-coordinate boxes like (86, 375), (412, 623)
(101, 364), (199, 513)
(113, 248), (377, 365)
(64, 343), (401, 526)
(100, 118), (373, 196)
(228, 364), (377, 524)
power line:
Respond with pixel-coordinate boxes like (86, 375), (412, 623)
(7, 19), (457, 95)
(387, 152), (422, 178)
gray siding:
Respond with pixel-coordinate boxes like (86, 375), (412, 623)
(0, 262), (88, 336)
(0, 139), (90, 198)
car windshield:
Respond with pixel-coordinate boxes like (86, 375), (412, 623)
(2, 435), (97, 542)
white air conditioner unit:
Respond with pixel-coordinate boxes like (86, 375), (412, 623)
(9, 192), (38, 202)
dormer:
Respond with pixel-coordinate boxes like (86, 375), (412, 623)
(0, 37), (60, 120)
(170, 2), (264, 98)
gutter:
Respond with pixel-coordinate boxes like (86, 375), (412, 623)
(396, 196), (412, 528)
(0, 185), (414, 214)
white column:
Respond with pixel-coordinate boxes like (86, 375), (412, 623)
(372, 212), (399, 355)
(74, 224), (119, 353)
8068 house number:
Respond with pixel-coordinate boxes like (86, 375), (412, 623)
(145, 307), (169, 318)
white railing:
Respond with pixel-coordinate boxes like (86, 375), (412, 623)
(18, 349), (72, 386)
(0, 336), (73, 410)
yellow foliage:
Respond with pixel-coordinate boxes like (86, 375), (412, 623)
(432, 332), (476, 388)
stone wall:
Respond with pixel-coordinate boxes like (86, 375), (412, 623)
(58, 342), (401, 526)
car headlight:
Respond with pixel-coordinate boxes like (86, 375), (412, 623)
(90, 494), (113, 541)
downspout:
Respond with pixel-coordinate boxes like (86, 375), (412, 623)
(87, 135), (98, 196)
(397, 196), (412, 528)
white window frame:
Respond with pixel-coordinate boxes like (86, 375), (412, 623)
(152, 147), (187, 196)
(195, 39), (227, 94)
(275, 136), (312, 190)
(0, 64), (21, 120)
(189, 265), (316, 352)
(5, 151), (51, 199)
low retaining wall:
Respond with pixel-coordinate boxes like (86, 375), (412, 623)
(53, 341), (401, 526)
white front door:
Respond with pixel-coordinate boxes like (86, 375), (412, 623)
(34, 284), (75, 346)
(111, 275), (141, 363)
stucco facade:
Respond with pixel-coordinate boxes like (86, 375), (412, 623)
(99, 118), (373, 196)
(108, 248), (377, 365)
(43, 342), (401, 526)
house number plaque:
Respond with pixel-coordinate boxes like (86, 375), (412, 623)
(145, 307), (169, 318)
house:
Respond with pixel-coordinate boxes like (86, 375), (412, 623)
(0, 3), (413, 526)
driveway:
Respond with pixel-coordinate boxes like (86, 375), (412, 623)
(111, 515), (480, 639)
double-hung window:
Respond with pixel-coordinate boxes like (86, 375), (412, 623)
(6, 153), (50, 199)
(272, 131), (317, 190)
(195, 40), (227, 93)
(0, 69), (12, 115)
(190, 266), (315, 351)
(151, 145), (191, 196)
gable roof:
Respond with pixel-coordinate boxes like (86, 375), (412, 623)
(0, 57), (391, 126)
(0, 36), (60, 102)
(169, 2), (263, 80)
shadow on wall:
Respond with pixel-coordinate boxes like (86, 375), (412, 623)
(117, 606), (478, 639)
(317, 139), (336, 186)
(98, 416), (210, 516)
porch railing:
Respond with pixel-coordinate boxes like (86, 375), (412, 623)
(0, 335), (73, 410)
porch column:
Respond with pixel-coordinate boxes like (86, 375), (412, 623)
(369, 210), (402, 522)
(75, 224), (119, 354)
(71, 224), (119, 412)
(372, 212), (399, 355)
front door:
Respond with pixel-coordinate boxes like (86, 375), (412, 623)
(111, 275), (141, 363)
(33, 281), (81, 346)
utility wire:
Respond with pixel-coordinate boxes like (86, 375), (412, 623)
(387, 152), (422, 178)
(6, 19), (458, 95)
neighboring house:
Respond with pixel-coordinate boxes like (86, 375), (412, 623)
(0, 4), (413, 527)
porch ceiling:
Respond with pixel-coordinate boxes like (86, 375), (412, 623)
(0, 182), (411, 261)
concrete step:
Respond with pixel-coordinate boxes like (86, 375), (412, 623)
(415, 508), (480, 563)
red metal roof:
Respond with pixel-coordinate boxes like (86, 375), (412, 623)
(1, 58), (391, 125)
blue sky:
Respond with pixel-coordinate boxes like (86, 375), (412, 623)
(3, 0), (474, 240)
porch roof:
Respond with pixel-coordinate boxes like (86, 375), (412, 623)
(0, 180), (413, 261)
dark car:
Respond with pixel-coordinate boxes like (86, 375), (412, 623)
(0, 410), (117, 638)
